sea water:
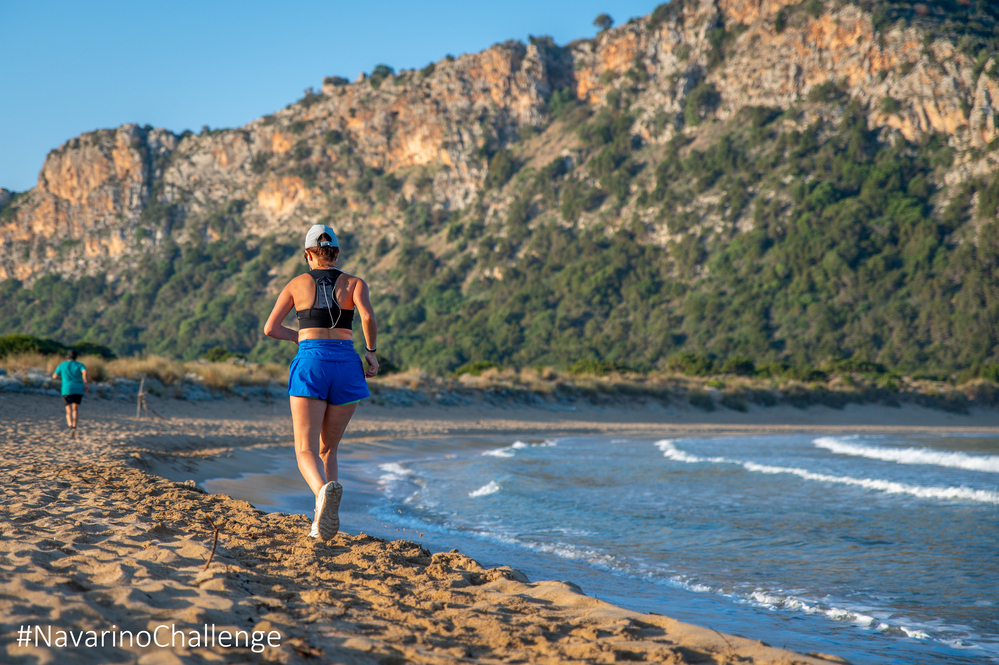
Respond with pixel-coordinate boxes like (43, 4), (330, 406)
(201, 433), (999, 664)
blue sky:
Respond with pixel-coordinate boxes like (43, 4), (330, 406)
(1, 0), (660, 192)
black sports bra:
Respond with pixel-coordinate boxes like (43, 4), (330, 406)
(297, 269), (355, 329)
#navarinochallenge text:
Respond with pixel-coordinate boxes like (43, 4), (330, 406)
(15, 624), (282, 653)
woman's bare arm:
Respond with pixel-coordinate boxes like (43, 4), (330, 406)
(263, 283), (300, 343)
(353, 278), (379, 377)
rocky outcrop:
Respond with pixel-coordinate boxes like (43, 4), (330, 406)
(1, 0), (996, 282)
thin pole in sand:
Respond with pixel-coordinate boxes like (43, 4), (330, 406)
(203, 517), (221, 572)
(135, 375), (166, 420)
(136, 377), (145, 419)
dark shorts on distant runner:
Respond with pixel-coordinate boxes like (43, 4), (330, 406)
(288, 339), (370, 405)
(63, 394), (83, 405)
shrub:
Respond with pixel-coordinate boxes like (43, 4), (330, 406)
(73, 342), (116, 360)
(455, 360), (499, 377)
(0, 334), (66, 358)
(298, 87), (322, 108)
(376, 355), (402, 375)
(880, 96), (902, 114)
(202, 346), (245, 362)
(648, 0), (686, 30)
(720, 392), (748, 411)
(593, 13), (614, 32)
(293, 141), (312, 161)
(568, 359), (620, 376)
(560, 178), (605, 220)
(251, 152), (269, 174)
(746, 106), (781, 129)
(684, 81), (720, 127)
(549, 87), (577, 117)
(689, 390), (715, 411)
(775, 7), (789, 33)
(374, 173), (400, 203)
(666, 352), (714, 376)
(977, 365), (999, 383)
(757, 362), (791, 378)
(807, 80), (845, 103)
(323, 129), (343, 145)
(829, 358), (887, 375)
(786, 366), (829, 382)
(749, 388), (778, 407)
(370, 64), (395, 89)
(720, 356), (755, 375)
(486, 149), (516, 188)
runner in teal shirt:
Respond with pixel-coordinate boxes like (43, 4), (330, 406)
(52, 350), (89, 437)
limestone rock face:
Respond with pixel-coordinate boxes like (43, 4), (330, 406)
(1, 0), (995, 282)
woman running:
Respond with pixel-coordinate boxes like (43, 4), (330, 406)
(264, 224), (379, 539)
(52, 349), (89, 437)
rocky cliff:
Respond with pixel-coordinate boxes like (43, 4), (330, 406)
(2, 0), (996, 284)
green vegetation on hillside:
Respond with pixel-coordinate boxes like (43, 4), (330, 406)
(0, 239), (299, 364)
(371, 95), (999, 376)
(4, 93), (999, 378)
(850, 0), (998, 60)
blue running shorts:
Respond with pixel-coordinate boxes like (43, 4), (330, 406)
(288, 339), (370, 405)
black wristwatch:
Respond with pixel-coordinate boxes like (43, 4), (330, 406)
(365, 346), (377, 353)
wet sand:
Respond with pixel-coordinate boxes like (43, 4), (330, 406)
(4, 391), (996, 664)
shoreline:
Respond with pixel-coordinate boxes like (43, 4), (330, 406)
(4, 393), (998, 664)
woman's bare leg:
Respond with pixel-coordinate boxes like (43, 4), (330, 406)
(319, 403), (358, 483)
(290, 397), (330, 496)
(64, 404), (73, 428)
(70, 403), (79, 428)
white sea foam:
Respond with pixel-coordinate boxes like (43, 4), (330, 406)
(654, 439), (725, 464)
(483, 439), (557, 458)
(740, 460), (999, 504)
(469, 480), (501, 497)
(377, 462), (414, 484)
(898, 626), (932, 640)
(653, 440), (999, 504)
(814, 436), (999, 473)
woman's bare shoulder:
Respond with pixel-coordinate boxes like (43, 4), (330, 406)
(288, 272), (314, 286)
(340, 271), (367, 285)
(282, 272), (315, 298)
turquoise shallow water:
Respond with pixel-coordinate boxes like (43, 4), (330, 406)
(201, 432), (999, 665)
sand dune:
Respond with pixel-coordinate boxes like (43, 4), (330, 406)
(6, 391), (992, 664)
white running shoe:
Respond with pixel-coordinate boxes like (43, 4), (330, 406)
(311, 481), (342, 540)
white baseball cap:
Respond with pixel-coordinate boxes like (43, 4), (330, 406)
(304, 224), (338, 249)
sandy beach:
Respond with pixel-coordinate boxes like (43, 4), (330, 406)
(4, 392), (998, 664)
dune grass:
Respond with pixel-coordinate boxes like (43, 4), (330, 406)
(369, 363), (996, 413)
(2, 350), (995, 413)
(0, 353), (287, 389)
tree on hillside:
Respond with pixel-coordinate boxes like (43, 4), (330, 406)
(593, 13), (614, 32)
(370, 64), (395, 89)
